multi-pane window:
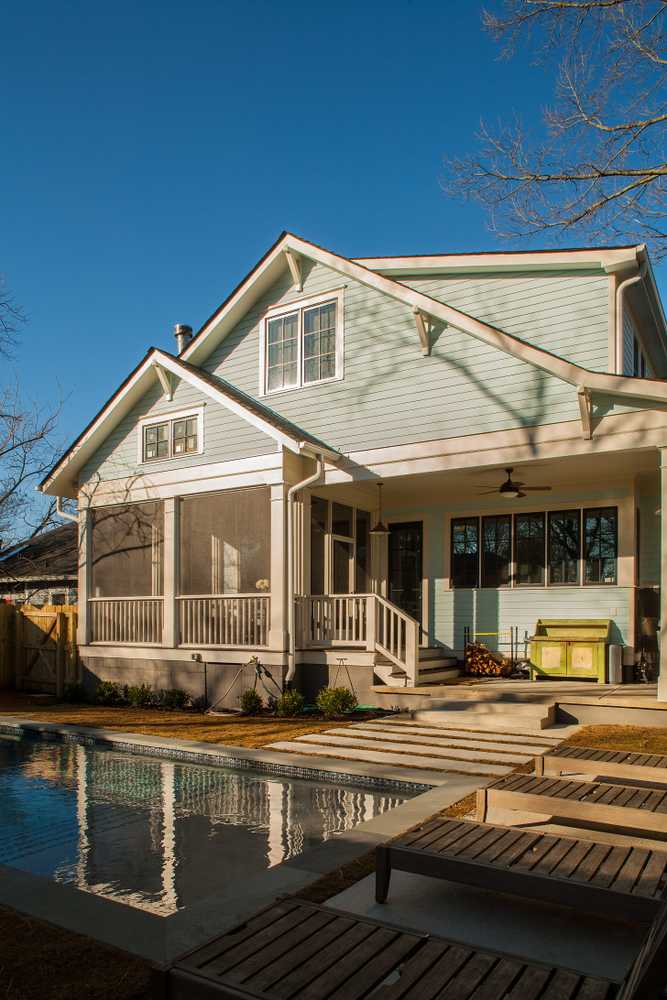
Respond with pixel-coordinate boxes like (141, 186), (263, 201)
(450, 507), (617, 589)
(515, 513), (545, 586)
(264, 296), (340, 394)
(141, 410), (201, 463)
(309, 496), (371, 595)
(451, 517), (479, 588)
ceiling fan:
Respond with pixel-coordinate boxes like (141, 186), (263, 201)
(475, 468), (552, 500)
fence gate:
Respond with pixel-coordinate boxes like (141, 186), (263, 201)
(15, 607), (78, 697)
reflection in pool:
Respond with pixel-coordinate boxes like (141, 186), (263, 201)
(0, 737), (412, 914)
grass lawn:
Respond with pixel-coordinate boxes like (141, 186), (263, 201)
(0, 691), (353, 748)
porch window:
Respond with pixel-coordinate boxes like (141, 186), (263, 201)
(548, 510), (580, 585)
(310, 497), (328, 595)
(308, 496), (371, 595)
(583, 507), (618, 585)
(481, 515), (511, 588)
(262, 292), (343, 395)
(179, 487), (270, 595)
(91, 501), (164, 597)
(355, 510), (371, 592)
(514, 513), (545, 586)
(451, 517), (479, 588)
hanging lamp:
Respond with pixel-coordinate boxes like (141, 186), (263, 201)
(369, 482), (390, 536)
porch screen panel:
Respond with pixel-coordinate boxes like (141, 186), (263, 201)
(91, 501), (164, 597)
(451, 517), (479, 588)
(481, 515), (511, 588)
(584, 507), (617, 585)
(514, 513), (545, 585)
(179, 488), (270, 595)
(548, 510), (580, 585)
(310, 497), (328, 595)
(355, 510), (371, 593)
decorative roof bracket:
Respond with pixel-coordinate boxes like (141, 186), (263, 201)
(577, 386), (592, 439)
(284, 250), (303, 292)
(413, 308), (432, 356)
(153, 363), (174, 401)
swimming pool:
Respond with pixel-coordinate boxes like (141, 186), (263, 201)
(0, 735), (413, 915)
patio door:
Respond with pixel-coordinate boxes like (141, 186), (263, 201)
(388, 522), (423, 626)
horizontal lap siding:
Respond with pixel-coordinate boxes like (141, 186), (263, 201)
(203, 261), (583, 454)
(80, 376), (276, 485)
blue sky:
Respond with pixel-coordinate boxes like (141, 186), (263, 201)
(3, 1), (664, 450)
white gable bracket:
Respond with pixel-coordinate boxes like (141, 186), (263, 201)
(413, 309), (431, 356)
(284, 250), (303, 292)
(577, 386), (592, 440)
(153, 363), (174, 401)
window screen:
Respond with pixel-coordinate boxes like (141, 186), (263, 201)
(355, 509), (371, 593)
(481, 515), (511, 588)
(310, 497), (328, 595)
(91, 502), (164, 597)
(451, 517), (479, 588)
(514, 513), (545, 585)
(548, 510), (580, 585)
(179, 488), (270, 595)
(584, 507), (617, 584)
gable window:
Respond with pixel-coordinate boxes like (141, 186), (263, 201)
(262, 291), (343, 395)
(139, 408), (203, 463)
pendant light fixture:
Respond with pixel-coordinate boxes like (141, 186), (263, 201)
(369, 482), (390, 536)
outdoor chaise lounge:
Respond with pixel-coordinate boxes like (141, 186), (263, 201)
(476, 774), (667, 838)
(535, 747), (667, 786)
(152, 896), (667, 999)
(374, 817), (667, 921)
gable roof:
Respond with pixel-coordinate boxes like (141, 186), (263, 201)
(0, 524), (77, 582)
(39, 348), (340, 497)
(40, 232), (667, 498)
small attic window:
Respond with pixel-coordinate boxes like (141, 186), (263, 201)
(139, 407), (204, 463)
(260, 289), (344, 395)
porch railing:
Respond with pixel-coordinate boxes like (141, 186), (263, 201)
(297, 593), (419, 684)
(90, 597), (164, 645)
(178, 595), (270, 647)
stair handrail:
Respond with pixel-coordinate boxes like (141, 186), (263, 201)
(371, 593), (419, 686)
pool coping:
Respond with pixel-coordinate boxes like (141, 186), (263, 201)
(0, 717), (488, 964)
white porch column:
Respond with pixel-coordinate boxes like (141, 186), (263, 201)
(78, 506), (92, 646)
(269, 483), (288, 651)
(659, 449), (667, 701)
(163, 498), (179, 648)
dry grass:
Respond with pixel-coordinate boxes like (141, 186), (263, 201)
(0, 905), (150, 1000)
(0, 691), (352, 748)
(564, 724), (667, 755)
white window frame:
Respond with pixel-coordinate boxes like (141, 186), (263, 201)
(259, 288), (345, 397)
(138, 406), (205, 464)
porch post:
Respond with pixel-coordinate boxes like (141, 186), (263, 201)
(163, 498), (179, 648)
(77, 506), (91, 646)
(269, 483), (288, 651)
(659, 448), (667, 701)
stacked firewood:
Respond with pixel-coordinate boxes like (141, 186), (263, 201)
(465, 642), (511, 677)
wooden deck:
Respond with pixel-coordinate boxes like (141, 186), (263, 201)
(376, 817), (667, 921)
(537, 745), (667, 786)
(477, 773), (667, 837)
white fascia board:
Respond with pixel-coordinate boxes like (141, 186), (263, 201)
(353, 247), (640, 275)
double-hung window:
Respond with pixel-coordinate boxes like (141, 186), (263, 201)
(262, 292), (343, 395)
(140, 408), (203, 463)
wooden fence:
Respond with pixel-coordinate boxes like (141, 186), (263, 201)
(0, 604), (79, 696)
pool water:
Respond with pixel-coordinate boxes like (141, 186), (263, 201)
(0, 736), (412, 914)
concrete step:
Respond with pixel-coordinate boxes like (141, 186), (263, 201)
(411, 705), (555, 731)
(268, 740), (513, 777)
(416, 666), (461, 684)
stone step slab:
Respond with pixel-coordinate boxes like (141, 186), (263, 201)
(267, 741), (512, 777)
(410, 709), (553, 732)
(326, 726), (541, 758)
(294, 731), (529, 765)
(367, 719), (564, 745)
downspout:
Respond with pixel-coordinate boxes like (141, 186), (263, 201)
(615, 263), (647, 373)
(285, 453), (324, 684)
(56, 496), (79, 523)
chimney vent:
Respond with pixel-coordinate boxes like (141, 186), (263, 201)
(174, 324), (193, 354)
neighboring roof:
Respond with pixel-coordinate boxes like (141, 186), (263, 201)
(0, 524), (77, 581)
(39, 232), (667, 499)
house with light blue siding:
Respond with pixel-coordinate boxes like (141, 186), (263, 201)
(39, 234), (667, 704)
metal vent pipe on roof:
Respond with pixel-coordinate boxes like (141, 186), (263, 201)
(174, 324), (193, 354)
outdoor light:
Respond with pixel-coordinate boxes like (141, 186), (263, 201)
(369, 482), (390, 536)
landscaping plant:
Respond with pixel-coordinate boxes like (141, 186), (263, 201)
(125, 684), (154, 708)
(275, 688), (304, 717)
(240, 688), (263, 715)
(156, 688), (190, 710)
(93, 681), (126, 706)
(315, 686), (358, 719)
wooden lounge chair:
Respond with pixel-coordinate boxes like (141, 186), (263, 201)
(476, 773), (667, 838)
(374, 816), (667, 922)
(152, 895), (667, 999)
(536, 746), (667, 786)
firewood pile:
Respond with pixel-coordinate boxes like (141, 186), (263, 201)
(465, 641), (511, 677)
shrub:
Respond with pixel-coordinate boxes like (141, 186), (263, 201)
(315, 686), (358, 719)
(240, 688), (263, 715)
(275, 688), (304, 717)
(94, 681), (126, 706)
(63, 682), (87, 703)
(126, 684), (154, 708)
(157, 688), (189, 710)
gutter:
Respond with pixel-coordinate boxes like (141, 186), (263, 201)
(285, 453), (325, 683)
(56, 496), (79, 524)
(615, 262), (647, 373)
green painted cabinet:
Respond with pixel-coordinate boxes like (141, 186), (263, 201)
(529, 619), (612, 683)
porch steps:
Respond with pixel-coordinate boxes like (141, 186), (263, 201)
(375, 648), (460, 687)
